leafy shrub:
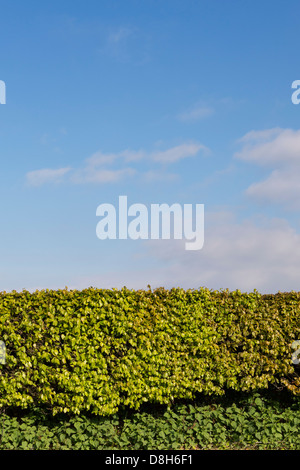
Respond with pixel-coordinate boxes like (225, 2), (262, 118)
(0, 287), (299, 416)
(0, 391), (299, 450)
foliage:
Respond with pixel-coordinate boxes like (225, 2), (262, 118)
(0, 286), (300, 416)
(0, 391), (299, 450)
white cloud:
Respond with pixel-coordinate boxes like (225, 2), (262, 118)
(70, 211), (300, 294)
(235, 128), (300, 208)
(118, 149), (145, 162)
(151, 142), (209, 163)
(26, 142), (208, 187)
(246, 168), (300, 208)
(100, 25), (150, 65)
(26, 167), (71, 187)
(237, 127), (282, 144)
(86, 151), (117, 167)
(71, 167), (136, 184)
(85, 149), (144, 168)
(177, 105), (214, 122)
(71, 148), (144, 184)
(235, 128), (300, 167)
(142, 170), (179, 182)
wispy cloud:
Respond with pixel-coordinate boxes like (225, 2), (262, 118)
(177, 105), (214, 122)
(108, 27), (132, 44)
(151, 142), (209, 163)
(25, 141), (208, 187)
(245, 168), (300, 207)
(142, 170), (179, 182)
(71, 167), (136, 184)
(237, 128), (282, 145)
(99, 25), (151, 65)
(176, 96), (245, 123)
(86, 149), (144, 167)
(235, 128), (300, 209)
(26, 167), (71, 187)
(235, 128), (300, 166)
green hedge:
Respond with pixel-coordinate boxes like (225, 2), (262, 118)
(1, 391), (300, 450)
(0, 287), (299, 416)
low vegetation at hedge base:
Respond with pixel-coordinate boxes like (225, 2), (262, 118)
(1, 391), (300, 450)
(0, 287), (300, 416)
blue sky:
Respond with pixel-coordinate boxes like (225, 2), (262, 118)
(1, 0), (300, 294)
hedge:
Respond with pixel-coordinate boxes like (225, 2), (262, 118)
(0, 287), (299, 416)
(2, 392), (300, 450)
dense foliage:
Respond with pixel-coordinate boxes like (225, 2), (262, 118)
(1, 391), (300, 450)
(0, 287), (299, 416)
